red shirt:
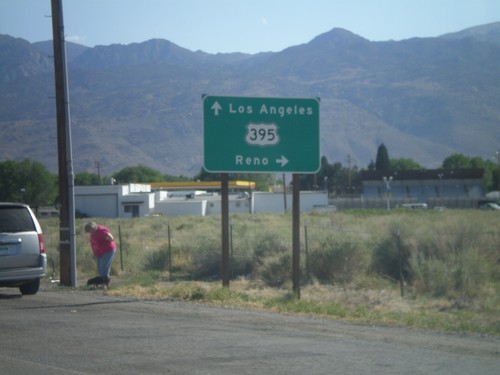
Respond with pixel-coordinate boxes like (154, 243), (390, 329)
(90, 225), (116, 257)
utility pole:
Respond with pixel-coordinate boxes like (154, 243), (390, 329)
(383, 176), (393, 211)
(346, 154), (353, 196)
(51, 0), (76, 287)
(496, 151), (500, 193)
(95, 160), (102, 183)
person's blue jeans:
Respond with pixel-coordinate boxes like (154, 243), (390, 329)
(97, 250), (115, 278)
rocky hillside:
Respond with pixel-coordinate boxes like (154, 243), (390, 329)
(0, 23), (499, 176)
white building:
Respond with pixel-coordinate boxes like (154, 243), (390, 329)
(252, 192), (328, 213)
(75, 184), (155, 218)
(74, 183), (328, 218)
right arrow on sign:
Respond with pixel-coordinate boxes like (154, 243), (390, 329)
(276, 155), (289, 167)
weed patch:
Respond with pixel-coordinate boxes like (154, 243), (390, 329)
(39, 210), (499, 335)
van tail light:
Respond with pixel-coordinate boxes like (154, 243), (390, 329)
(38, 234), (46, 254)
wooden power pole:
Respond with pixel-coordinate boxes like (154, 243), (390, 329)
(51, 0), (77, 287)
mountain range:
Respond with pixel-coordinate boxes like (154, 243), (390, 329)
(1, 22), (499, 177)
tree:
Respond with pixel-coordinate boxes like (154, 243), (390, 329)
(390, 158), (423, 170)
(299, 156), (362, 196)
(0, 160), (18, 201)
(318, 156), (342, 190)
(300, 156), (335, 191)
(193, 167), (274, 191)
(192, 167), (219, 182)
(367, 160), (376, 171)
(375, 143), (390, 171)
(75, 172), (102, 186)
(113, 165), (165, 183)
(442, 154), (486, 169)
(0, 159), (57, 206)
(441, 153), (477, 169)
(237, 173), (275, 191)
(441, 153), (498, 192)
(482, 159), (496, 192)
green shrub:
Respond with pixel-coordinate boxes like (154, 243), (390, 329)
(230, 253), (254, 279)
(248, 232), (291, 286)
(255, 252), (292, 287)
(75, 247), (95, 275)
(409, 215), (494, 301)
(412, 247), (489, 300)
(412, 257), (452, 297)
(190, 286), (206, 300)
(309, 236), (366, 284)
(190, 240), (222, 280)
(122, 271), (161, 287)
(253, 232), (289, 260)
(38, 211), (498, 307)
(372, 225), (413, 283)
(144, 244), (170, 271)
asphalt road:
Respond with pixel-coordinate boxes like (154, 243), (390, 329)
(0, 288), (499, 375)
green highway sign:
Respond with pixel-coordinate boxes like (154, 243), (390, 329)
(203, 95), (320, 173)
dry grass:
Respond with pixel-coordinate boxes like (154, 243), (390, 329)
(39, 209), (500, 335)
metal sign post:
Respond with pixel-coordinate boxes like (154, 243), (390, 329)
(221, 174), (230, 287)
(203, 95), (320, 295)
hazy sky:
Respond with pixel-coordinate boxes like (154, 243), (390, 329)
(1, 0), (499, 54)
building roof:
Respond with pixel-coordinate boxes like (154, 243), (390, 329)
(362, 168), (484, 181)
(148, 180), (256, 190)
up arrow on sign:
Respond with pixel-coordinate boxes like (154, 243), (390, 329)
(211, 101), (222, 116)
(203, 95), (320, 173)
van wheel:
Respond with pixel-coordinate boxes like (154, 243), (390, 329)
(19, 279), (40, 295)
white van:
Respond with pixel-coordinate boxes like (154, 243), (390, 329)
(0, 203), (47, 295)
(401, 203), (428, 210)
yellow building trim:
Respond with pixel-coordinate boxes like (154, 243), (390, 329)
(148, 180), (255, 190)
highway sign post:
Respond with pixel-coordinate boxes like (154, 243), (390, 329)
(203, 95), (320, 173)
(203, 95), (320, 297)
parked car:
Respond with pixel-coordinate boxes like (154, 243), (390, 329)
(479, 202), (500, 210)
(0, 203), (47, 295)
(401, 203), (428, 210)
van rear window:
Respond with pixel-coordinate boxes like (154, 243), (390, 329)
(0, 207), (36, 232)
